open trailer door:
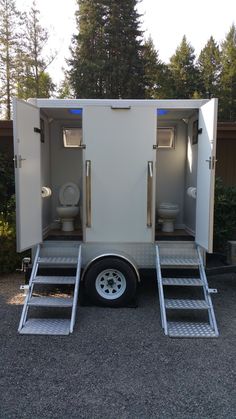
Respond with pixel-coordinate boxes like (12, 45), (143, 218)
(195, 99), (218, 253)
(13, 98), (42, 252)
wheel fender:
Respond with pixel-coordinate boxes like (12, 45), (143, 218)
(81, 252), (140, 283)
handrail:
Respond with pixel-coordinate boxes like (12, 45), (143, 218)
(70, 245), (82, 333)
(86, 160), (91, 227)
(197, 246), (219, 336)
(155, 245), (168, 335)
(147, 161), (153, 227)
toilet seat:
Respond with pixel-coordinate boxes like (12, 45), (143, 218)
(59, 182), (80, 206)
(159, 202), (178, 210)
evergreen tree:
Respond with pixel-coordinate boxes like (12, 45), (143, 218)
(68, 0), (145, 98)
(219, 24), (236, 121)
(17, 1), (55, 99)
(142, 36), (174, 99)
(0, 0), (21, 119)
(169, 35), (199, 98)
(69, 0), (107, 98)
(104, 0), (145, 98)
(197, 36), (221, 98)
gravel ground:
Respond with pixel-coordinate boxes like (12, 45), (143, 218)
(0, 272), (236, 419)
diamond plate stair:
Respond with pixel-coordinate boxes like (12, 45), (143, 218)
(38, 256), (77, 265)
(165, 299), (209, 310)
(20, 319), (71, 335)
(28, 296), (73, 307)
(33, 276), (76, 285)
(162, 277), (202, 286)
(168, 322), (217, 338)
(155, 244), (219, 338)
(18, 242), (82, 336)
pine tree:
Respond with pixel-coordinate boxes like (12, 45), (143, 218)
(169, 35), (199, 99)
(219, 25), (236, 121)
(197, 36), (221, 98)
(68, 0), (145, 98)
(104, 0), (145, 98)
(0, 0), (21, 119)
(69, 0), (107, 98)
(18, 1), (55, 99)
(142, 36), (174, 99)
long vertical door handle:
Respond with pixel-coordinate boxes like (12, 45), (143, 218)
(147, 161), (153, 227)
(86, 160), (92, 227)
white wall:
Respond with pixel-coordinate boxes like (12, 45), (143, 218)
(156, 120), (187, 227)
(50, 120), (83, 225)
(184, 114), (198, 233)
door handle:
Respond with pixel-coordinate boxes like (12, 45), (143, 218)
(86, 160), (91, 227)
(147, 161), (153, 227)
(206, 156), (217, 170)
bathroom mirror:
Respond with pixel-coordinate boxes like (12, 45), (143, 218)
(63, 127), (82, 148)
(157, 127), (175, 148)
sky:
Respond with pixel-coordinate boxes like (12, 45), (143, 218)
(17, 0), (236, 86)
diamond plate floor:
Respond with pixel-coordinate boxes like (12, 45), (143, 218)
(19, 319), (71, 335)
(168, 322), (217, 338)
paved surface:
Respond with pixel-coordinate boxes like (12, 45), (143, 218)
(0, 272), (236, 419)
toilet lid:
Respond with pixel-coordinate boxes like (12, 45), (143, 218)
(159, 202), (179, 210)
(59, 182), (80, 205)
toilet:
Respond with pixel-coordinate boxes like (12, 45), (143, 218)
(157, 202), (179, 233)
(56, 182), (80, 232)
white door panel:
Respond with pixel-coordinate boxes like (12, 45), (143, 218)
(196, 99), (218, 252)
(83, 106), (156, 242)
(13, 99), (42, 251)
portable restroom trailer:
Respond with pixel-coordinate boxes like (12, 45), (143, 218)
(13, 98), (219, 337)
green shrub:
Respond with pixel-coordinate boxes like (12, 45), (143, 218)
(214, 178), (236, 253)
(0, 214), (25, 274)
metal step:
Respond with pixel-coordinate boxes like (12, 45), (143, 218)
(33, 276), (76, 285)
(168, 322), (218, 338)
(28, 296), (73, 308)
(19, 319), (71, 335)
(162, 277), (202, 286)
(38, 257), (77, 265)
(165, 299), (209, 310)
(160, 256), (198, 266)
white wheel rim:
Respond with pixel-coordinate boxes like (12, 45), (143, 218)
(95, 269), (127, 300)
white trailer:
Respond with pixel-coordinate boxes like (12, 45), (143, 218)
(13, 98), (219, 337)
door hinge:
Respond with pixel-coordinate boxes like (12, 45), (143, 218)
(34, 127), (41, 134)
(13, 155), (18, 168)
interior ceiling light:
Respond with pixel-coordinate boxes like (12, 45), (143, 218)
(157, 109), (169, 116)
(69, 109), (82, 115)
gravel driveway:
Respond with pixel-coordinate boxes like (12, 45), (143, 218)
(0, 272), (236, 419)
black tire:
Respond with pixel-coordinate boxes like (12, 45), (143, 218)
(84, 257), (137, 307)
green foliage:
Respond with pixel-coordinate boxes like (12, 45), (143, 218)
(0, 152), (15, 214)
(0, 213), (25, 274)
(142, 36), (174, 99)
(169, 35), (199, 99)
(197, 36), (221, 98)
(214, 178), (236, 253)
(68, 0), (145, 99)
(0, 0), (22, 119)
(219, 24), (236, 121)
(0, 151), (24, 273)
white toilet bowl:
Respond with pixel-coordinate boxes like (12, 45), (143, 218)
(56, 182), (80, 232)
(157, 202), (179, 233)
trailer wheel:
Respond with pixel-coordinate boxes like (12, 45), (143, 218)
(84, 257), (137, 307)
